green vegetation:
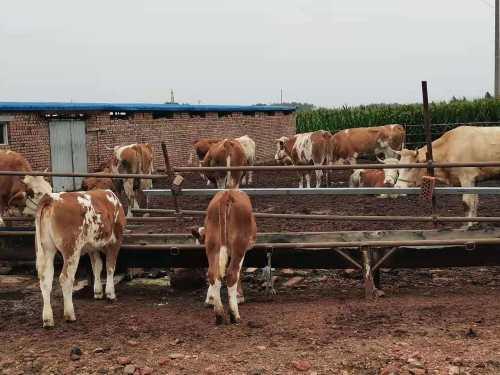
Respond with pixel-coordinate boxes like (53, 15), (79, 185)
(296, 97), (500, 134)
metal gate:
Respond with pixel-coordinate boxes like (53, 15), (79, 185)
(49, 120), (88, 192)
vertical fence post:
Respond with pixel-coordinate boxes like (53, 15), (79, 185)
(161, 141), (181, 214)
(422, 81), (437, 219)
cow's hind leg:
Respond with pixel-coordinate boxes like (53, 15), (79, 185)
(207, 251), (224, 324)
(59, 252), (81, 323)
(105, 244), (120, 300)
(315, 168), (323, 188)
(237, 278), (245, 304)
(37, 245), (57, 328)
(226, 255), (244, 324)
(298, 172), (304, 189)
(459, 176), (479, 227)
(305, 173), (312, 189)
(89, 252), (104, 299)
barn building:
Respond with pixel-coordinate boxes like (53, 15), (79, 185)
(0, 102), (296, 191)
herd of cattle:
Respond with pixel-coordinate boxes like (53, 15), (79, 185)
(0, 124), (498, 326)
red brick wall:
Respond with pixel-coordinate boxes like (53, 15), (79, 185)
(0, 111), (296, 172)
(0, 113), (51, 170)
(86, 111), (296, 171)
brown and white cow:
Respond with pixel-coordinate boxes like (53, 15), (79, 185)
(394, 126), (500, 224)
(349, 157), (399, 198)
(200, 139), (248, 189)
(35, 189), (126, 328)
(110, 143), (154, 217)
(81, 159), (116, 193)
(0, 150), (52, 224)
(191, 190), (257, 325)
(192, 135), (256, 186)
(331, 124), (406, 164)
(274, 130), (332, 188)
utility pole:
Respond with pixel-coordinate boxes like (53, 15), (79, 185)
(170, 89), (175, 103)
(496, 0), (500, 98)
(280, 88), (283, 104)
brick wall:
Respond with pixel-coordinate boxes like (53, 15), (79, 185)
(86, 111), (296, 171)
(0, 113), (51, 170)
(1, 111), (296, 172)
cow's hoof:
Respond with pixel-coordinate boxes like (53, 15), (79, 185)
(237, 295), (245, 304)
(94, 292), (104, 300)
(204, 302), (214, 308)
(229, 313), (241, 325)
(64, 315), (76, 323)
(106, 295), (116, 302)
(43, 319), (54, 329)
(215, 315), (225, 326)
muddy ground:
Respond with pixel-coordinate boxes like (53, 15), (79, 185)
(2, 168), (500, 374)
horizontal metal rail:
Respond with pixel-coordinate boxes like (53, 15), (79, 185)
(2, 231), (500, 249)
(131, 208), (500, 223)
(119, 237), (500, 251)
(3, 160), (500, 179)
(144, 187), (500, 196)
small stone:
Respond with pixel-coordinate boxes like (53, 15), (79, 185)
(94, 347), (105, 353)
(158, 358), (169, 366)
(380, 364), (400, 375)
(117, 357), (131, 366)
(407, 358), (424, 369)
(247, 320), (264, 329)
(291, 360), (311, 372)
(282, 276), (304, 288)
(448, 365), (460, 375)
(169, 353), (184, 360)
(170, 338), (183, 345)
(466, 328), (478, 338)
(140, 367), (153, 375)
(248, 368), (265, 375)
(123, 364), (136, 375)
(256, 346), (266, 351)
(204, 365), (217, 374)
(97, 368), (108, 374)
(70, 346), (82, 361)
(127, 340), (139, 347)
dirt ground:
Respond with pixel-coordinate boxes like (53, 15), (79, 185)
(2, 168), (500, 374)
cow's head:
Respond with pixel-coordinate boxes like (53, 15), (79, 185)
(394, 149), (425, 188)
(274, 137), (290, 165)
(190, 226), (206, 244)
(376, 156), (399, 186)
(21, 174), (53, 216)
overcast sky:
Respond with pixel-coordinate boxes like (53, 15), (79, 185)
(0, 0), (494, 107)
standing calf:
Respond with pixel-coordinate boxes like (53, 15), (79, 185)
(36, 190), (126, 328)
(191, 190), (257, 325)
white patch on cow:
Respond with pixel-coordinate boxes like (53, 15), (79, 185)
(228, 283), (240, 321)
(22, 175), (53, 217)
(212, 278), (223, 317)
(219, 245), (228, 278)
(106, 191), (120, 207)
(293, 133), (314, 162)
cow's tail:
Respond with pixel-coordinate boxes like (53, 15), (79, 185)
(223, 141), (232, 188)
(218, 192), (232, 279)
(35, 195), (52, 275)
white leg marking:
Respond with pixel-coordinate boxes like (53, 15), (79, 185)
(37, 248), (56, 327)
(305, 173), (311, 189)
(228, 283), (240, 322)
(105, 265), (116, 300)
(212, 279), (223, 317)
(219, 246), (228, 278)
(299, 174), (304, 189)
(59, 253), (80, 322)
(89, 252), (103, 299)
(205, 284), (214, 305)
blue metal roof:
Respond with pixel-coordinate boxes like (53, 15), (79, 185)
(0, 102), (295, 113)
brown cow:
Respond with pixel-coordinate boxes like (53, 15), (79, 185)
(0, 150), (52, 224)
(274, 130), (333, 188)
(332, 124), (406, 164)
(191, 190), (257, 325)
(200, 139), (248, 189)
(81, 159), (116, 193)
(192, 136), (256, 186)
(110, 143), (154, 217)
(349, 157), (399, 198)
(35, 189), (126, 327)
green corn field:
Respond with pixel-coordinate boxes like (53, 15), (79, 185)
(296, 98), (500, 147)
